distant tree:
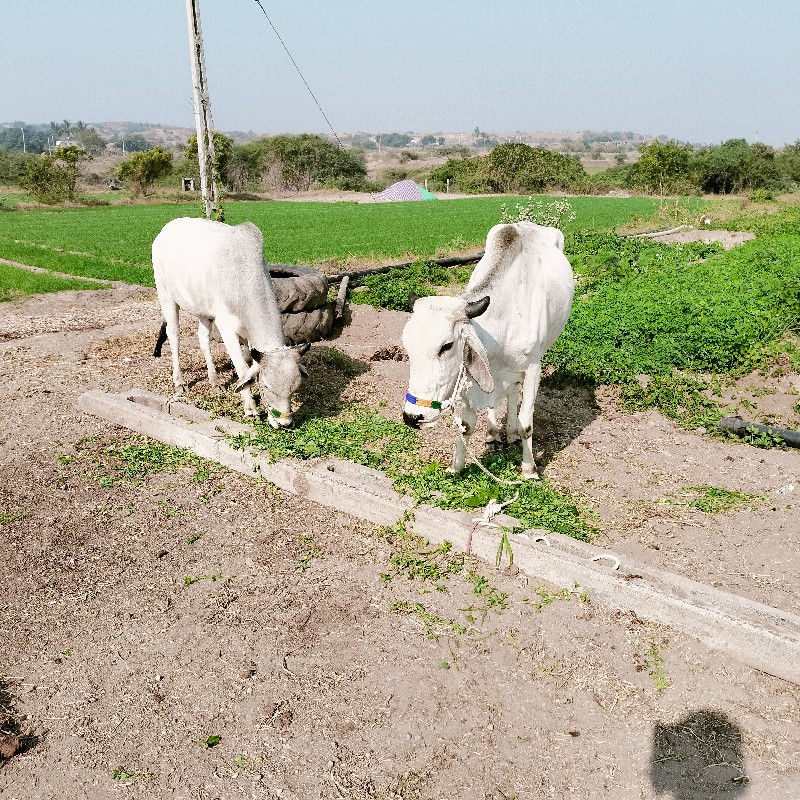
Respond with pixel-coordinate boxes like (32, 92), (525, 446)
(0, 149), (33, 185)
(430, 143), (588, 194)
(484, 143), (587, 193)
(379, 133), (412, 148)
(691, 139), (781, 194)
(116, 147), (173, 196)
(115, 133), (151, 153)
(73, 127), (108, 156)
(21, 145), (90, 203)
(631, 140), (693, 197)
(777, 140), (800, 183)
(184, 131), (234, 189)
(255, 134), (367, 191)
(0, 125), (48, 154)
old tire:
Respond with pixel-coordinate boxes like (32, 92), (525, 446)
(280, 303), (336, 345)
(269, 265), (329, 313)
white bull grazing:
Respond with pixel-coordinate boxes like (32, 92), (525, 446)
(152, 217), (307, 427)
(402, 221), (574, 479)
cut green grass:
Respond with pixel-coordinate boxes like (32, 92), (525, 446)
(683, 486), (763, 514)
(60, 435), (217, 487)
(0, 261), (110, 299)
(228, 405), (594, 541)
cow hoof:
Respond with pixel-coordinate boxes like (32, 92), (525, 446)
(485, 439), (503, 452)
(521, 463), (541, 481)
(507, 433), (521, 445)
(243, 407), (259, 418)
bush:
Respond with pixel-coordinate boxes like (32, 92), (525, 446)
(430, 143), (588, 195)
(116, 147), (173, 196)
(351, 261), (470, 311)
(0, 148), (33, 186)
(21, 146), (90, 203)
(254, 134), (367, 192)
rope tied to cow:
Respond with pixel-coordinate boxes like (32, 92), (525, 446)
(447, 363), (524, 489)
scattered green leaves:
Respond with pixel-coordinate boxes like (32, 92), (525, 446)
(684, 486), (763, 514)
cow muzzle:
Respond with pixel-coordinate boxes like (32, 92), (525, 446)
(267, 408), (294, 429)
(403, 410), (423, 429)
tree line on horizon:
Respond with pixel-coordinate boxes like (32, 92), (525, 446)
(2, 123), (800, 203)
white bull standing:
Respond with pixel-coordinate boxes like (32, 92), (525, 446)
(152, 217), (307, 427)
(402, 221), (574, 479)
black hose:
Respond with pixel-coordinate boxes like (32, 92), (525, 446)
(719, 416), (800, 449)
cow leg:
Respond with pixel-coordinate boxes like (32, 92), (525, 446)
(197, 317), (220, 388)
(451, 404), (476, 474)
(215, 320), (259, 417)
(486, 406), (503, 449)
(518, 363), (542, 480)
(160, 299), (185, 395)
(506, 382), (521, 445)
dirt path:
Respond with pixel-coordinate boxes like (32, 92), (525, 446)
(1, 286), (799, 799)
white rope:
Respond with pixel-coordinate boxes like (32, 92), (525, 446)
(471, 493), (520, 529)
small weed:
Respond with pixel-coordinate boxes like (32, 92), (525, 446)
(742, 425), (787, 450)
(464, 569), (509, 619)
(684, 486), (763, 514)
(183, 573), (224, 586)
(186, 532), (202, 545)
(642, 639), (671, 691)
(199, 734), (221, 749)
(390, 600), (467, 639)
(64, 435), (216, 487)
(159, 499), (184, 518)
(112, 766), (151, 783)
(524, 584), (572, 613)
(0, 510), (23, 525)
(297, 534), (323, 571)
(382, 522), (464, 589)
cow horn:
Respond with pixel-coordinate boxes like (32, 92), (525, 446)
(465, 296), (490, 319)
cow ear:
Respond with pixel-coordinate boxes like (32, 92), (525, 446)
(235, 361), (260, 392)
(462, 327), (493, 393)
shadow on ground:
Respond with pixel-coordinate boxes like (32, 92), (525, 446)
(651, 710), (748, 798)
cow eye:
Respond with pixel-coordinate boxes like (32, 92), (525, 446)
(438, 341), (454, 356)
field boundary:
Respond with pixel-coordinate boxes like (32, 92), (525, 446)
(78, 388), (800, 685)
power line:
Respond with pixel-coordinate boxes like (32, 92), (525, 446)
(251, 0), (345, 151)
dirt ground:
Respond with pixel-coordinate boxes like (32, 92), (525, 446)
(1, 272), (800, 799)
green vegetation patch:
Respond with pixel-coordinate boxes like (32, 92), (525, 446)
(228, 404), (593, 541)
(683, 485), (763, 514)
(0, 195), (660, 284)
(0, 261), (110, 300)
(350, 259), (473, 311)
(60, 435), (215, 487)
(0, 238), (152, 285)
(549, 234), (800, 384)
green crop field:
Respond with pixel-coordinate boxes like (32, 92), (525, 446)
(0, 262), (110, 301)
(0, 195), (665, 286)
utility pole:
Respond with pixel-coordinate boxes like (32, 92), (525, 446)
(185, 0), (218, 219)
(19, 127), (25, 153)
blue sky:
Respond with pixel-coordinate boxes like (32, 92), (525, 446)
(3, 0), (799, 146)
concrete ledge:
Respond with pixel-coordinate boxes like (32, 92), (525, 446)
(78, 389), (800, 685)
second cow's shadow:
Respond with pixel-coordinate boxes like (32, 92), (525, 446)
(483, 372), (600, 475)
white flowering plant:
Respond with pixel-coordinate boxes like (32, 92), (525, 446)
(499, 197), (577, 229)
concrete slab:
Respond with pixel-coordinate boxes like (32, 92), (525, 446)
(78, 389), (800, 684)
